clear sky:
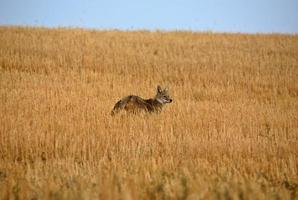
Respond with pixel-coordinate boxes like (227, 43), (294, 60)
(0, 0), (298, 33)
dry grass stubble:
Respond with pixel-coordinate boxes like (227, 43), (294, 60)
(0, 27), (297, 199)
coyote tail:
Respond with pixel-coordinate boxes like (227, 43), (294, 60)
(111, 99), (123, 116)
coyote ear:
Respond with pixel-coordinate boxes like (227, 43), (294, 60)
(164, 86), (169, 92)
(157, 85), (162, 93)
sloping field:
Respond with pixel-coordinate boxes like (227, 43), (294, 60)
(0, 26), (297, 199)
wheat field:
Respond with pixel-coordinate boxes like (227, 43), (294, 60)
(0, 26), (297, 199)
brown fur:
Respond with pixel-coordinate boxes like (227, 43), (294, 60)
(111, 86), (172, 115)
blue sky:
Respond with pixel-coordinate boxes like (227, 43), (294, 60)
(0, 0), (298, 33)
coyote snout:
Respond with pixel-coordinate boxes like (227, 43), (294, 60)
(111, 85), (173, 115)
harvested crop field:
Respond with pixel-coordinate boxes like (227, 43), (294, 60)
(0, 26), (297, 199)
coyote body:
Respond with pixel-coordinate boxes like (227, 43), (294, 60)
(111, 86), (172, 115)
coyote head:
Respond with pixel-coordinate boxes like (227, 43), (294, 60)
(155, 85), (173, 104)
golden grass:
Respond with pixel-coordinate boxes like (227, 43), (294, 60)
(0, 26), (297, 199)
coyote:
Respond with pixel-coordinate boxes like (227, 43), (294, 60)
(111, 85), (173, 115)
